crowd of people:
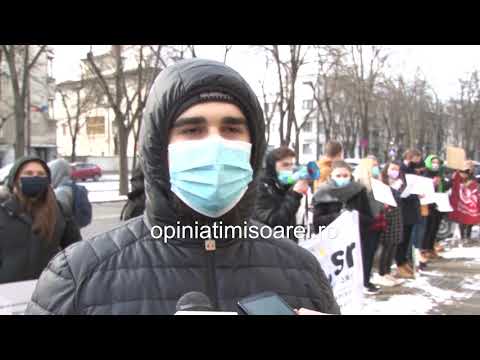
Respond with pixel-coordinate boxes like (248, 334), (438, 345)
(253, 142), (480, 295)
(0, 58), (479, 314)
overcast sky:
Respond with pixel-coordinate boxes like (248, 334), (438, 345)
(52, 45), (480, 101)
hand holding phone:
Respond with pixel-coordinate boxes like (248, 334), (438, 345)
(237, 291), (296, 315)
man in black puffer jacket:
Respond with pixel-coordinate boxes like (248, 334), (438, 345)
(253, 146), (309, 243)
(26, 58), (339, 315)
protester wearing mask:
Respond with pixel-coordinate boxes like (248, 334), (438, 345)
(353, 156), (385, 294)
(312, 161), (374, 279)
(313, 141), (343, 193)
(418, 155), (449, 268)
(396, 149), (423, 279)
(448, 161), (480, 242)
(253, 147), (309, 243)
(26, 59), (340, 315)
(0, 157), (73, 284)
(374, 161), (405, 287)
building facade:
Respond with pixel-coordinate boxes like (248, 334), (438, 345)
(0, 46), (57, 167)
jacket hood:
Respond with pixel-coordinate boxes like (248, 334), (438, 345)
(424, 154), (443, 171)
(49, 159), (71, 189)
(6, 156), (51, 192)
(139, 58), (266, 228)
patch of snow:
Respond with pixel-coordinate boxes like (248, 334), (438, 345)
(88, 191), (127, 203)
(441, 246), (480, 263)
(360, 294), (435, 315)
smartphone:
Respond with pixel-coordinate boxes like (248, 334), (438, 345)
(237, 291), (296, 315)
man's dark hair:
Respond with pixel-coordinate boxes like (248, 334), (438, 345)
(270, 146), (296, 163)
(325, 141), (343, 158)
(331, 160), (352, 172)
(403, 149), (422, 160)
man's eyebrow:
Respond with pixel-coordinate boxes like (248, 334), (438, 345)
(221, 116), (247, 125)
(172, 117), (207, 128)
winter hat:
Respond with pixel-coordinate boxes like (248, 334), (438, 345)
(170, 91), (247, 127)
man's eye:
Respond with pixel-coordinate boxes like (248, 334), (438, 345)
(224, 126), (243, 134)
(180, 127), (202, 135)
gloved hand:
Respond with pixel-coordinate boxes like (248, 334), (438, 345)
(370, 212), (387, 232)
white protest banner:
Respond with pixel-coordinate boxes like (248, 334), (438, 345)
(420, 192), (437, 205)
(434, 193), (453, 212)
(371, 178), (397, 207)
(0, 280), (37, 315)
(301, 210), (364, 314)
(403, 174), (435, 197)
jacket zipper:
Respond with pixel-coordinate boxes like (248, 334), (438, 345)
(204, 239), (219, 310)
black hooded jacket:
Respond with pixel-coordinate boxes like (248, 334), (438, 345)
(312, 180), (373, 242)
(26, 59), (339, 315)
(252, 151), (302, 241)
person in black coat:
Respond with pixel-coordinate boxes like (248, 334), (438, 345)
(120, 162), (146, 221)
(252, 146), (309, 242)
(397, 149), (423, 278)
(0, 156), (79, 285)
(312, 160), (374, 241)
(312, 160), (374, 294)
(25, 58), (340, 315)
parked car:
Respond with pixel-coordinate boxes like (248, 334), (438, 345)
(71, 162), (102, 182)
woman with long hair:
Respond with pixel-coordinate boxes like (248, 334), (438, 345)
(374, 161), (405, 287)
(0, 156), (76, 284)
(353, 156), (385, 294)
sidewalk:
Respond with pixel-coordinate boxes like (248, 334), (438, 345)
(362, 234), (480, 315)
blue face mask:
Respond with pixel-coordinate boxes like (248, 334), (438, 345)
(277, 170), (294, 185)
(168, 138), (253, 218)
(20, 176), (49, 198)
(333, 177), (351, 188)
(372, 166), (380, 178)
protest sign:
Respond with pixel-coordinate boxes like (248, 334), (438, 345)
(401, 174), (435, 198)
(446, 146), (467, 170)
(0, 280), (37, 315)
(301, 210), (364, 314)
(371, 178), (397, 207)
(434, 193), (454, 212)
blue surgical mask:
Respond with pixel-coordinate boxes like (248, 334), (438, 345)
(277, 170), (294, 185)
(372, 166), (380, 178)
(333, 177), (351, 188)
(168, 138), (253, 218)
(20, 176), (49, 198)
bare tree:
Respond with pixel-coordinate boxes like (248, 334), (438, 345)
(86, 45), (173, 194)
(346, 45), (388, 157)
(57, 73), (99, 162)
(262, 45), (310, 147)
(223, 45), (232, 64)
(457, 71), (480, 158)
(1, 45), (47, 159)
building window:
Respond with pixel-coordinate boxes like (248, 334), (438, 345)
(303, 143), (313, 155)
(86, 116), (105, 136)
(302, 99), (313, 110)
(304, 120), (313, 133)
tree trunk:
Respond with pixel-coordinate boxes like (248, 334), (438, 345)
(14, 101), (26, 159)
(71, 134), (77, 163)
(117, 116), (129, 195)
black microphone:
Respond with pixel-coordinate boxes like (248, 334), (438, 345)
(175, 291), (213, 312)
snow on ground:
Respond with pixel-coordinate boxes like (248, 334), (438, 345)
(360, 243), (480, 315)
(78, 177), (129, 203)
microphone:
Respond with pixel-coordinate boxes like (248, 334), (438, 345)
(174, 292), (237, 315)
(176, 292), (213, 312)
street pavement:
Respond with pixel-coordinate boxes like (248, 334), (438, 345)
(82, 201), (480, 315)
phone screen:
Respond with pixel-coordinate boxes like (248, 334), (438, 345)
(239, 293), (296, 315)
